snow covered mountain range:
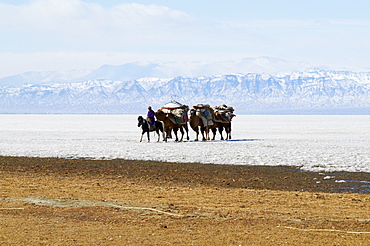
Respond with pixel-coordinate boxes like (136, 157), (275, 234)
(0, 57), (310, 86)
(0, 67), (369, 114)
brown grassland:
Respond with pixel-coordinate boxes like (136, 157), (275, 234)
(1, 156), (369, 245)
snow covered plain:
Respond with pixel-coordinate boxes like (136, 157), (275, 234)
(0, 114), (369, 173)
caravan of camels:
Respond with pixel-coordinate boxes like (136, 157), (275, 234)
(138, 101), (236, 142)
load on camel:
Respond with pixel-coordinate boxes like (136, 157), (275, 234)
(211, 104), (236, 140)
(189, 104), (215, 141)
(155, 101), (190, 142)
(189, 104), (236, 141)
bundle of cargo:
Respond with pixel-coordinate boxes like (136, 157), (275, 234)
(156, 100), (190, 142)
(213, 104), (236, 123)
(192, 104), (215, 127)
(159, 100), (189, 124)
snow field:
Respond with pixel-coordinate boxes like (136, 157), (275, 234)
(0, 114), (369, 173)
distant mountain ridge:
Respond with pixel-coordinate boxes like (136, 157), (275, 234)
(0, 69), (369, 114)
(0, 57), (313, 86)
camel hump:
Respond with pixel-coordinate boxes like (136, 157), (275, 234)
(192, 104), (215, 126)
(214, 105), (236, 123)
(160, 100), (189, 124)
(214, 104), (234, 113)
(194, 104), (211, 109)
(161, 101), (188, 110)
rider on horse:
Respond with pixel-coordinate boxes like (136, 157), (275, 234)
(147, 106), (156, 130)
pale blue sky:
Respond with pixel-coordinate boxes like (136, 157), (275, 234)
(1, 0), (370, 77)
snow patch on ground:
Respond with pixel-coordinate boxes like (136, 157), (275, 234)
(0, 114), (369, 173)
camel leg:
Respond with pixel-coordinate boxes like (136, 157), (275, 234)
(167, 127), (173, 139)
(167, 128), (172, 142)
(200, 126), (206, 141)
(185, 125), (190, 141)
(173, 127), (179, 142)
(226, 125), (231, 140)
(211, 128), (216, 141)
(155, 129), (160, 142)
(191, 125), (199, 141)
(205, 127), (211, 141)
(193, 127), (199, 141)
(164, 127), (169, 142)
(161, 123), (165, 141)
(162, 125), (166, 141)
(218, 126), (224, 140)
(179, 127), (184, 141)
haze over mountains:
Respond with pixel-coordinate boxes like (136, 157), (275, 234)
(0, 57), (309, 86)
(0, 57), (369, 114)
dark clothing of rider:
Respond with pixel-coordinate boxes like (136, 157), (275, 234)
(147, 106), (156, 125)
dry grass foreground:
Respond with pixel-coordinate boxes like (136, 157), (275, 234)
(0, 156), (369, 245)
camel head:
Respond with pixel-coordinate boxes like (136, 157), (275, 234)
(189, 108), (196, 116)
(155, 110), (166, 121)
(189, 108), (198, 120)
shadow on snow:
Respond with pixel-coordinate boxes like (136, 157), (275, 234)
(168, 139), (262, 143)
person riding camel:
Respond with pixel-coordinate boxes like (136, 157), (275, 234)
(147, 106), (156, 130)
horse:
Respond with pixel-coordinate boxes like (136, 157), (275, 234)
(155, 110), (189, 142)
(137, 116), (165, 142)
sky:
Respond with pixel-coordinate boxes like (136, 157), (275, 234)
(1, 0), (370, 78)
